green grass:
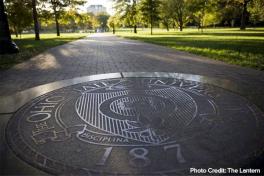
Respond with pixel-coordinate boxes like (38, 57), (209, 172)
(116, 28), (264, 70)
(0, 33), (89, 70)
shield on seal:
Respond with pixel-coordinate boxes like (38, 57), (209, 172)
(75, 81), (197, 145)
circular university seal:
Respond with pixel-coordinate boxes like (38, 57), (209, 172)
(6, 76), (264, 175)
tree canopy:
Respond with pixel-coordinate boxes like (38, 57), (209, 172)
(4, 0), (264, 38)
(4, 0), (116, 38)
(110, 0), (264, 33)
(5, 0), (33, 37)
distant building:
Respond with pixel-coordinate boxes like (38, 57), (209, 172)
(87, 5), (107, 15)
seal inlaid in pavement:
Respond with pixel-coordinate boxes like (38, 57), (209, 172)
(5, 74), (264, 175)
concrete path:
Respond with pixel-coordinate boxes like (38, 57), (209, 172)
(0, 33), (263, 108)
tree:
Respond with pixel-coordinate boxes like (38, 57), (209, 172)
(108, 16), (116, 34)
(114, 0), (139, 33)
(96, 13), (110, 32)
(166, 0), (190, 31)
(248, 0), (264, 25)
(159, 0), (172, 31)
(60, 8), (79, 32)
(108, 15), (121, 34)
(220, 0), (252, 30)
(188, 0), (215, 31)
(203, 10), (221, 27)
(32, 0), (40, 40)
(131, 0), (138, 33)
(50, 0), (67, 36)
(0, 0), (19, 54)
(43, 0), (85, 36)
(39, 9), (53, 28)
(216, 0), (242, 27)
(76, 13), (92, 31)
(5, 0), (32, 37)
(239, 0), (251, 30)
(89, 13), (100, 30)
(139, 0), (161, 35)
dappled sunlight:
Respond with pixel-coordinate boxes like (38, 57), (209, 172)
(34, 53), (61, 70)
(58, 48), (73, 57)
(1, 33), (89, 70)
(14, 53), (61, 70)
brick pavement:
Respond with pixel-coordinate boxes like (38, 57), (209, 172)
(0, 33), (263, 108)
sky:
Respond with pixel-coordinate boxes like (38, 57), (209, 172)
(81, 0), (115, 15)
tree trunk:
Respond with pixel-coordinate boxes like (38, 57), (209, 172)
(32, 0), (40, 40)
(0, 0), (11, 41)
(0, 0), (19, 54)
(179, 18), (183, 31)
(199, 17), (203, 32)
(240, 0), (250, 30)
(54, 11), (60, 36)
(178, 10), (184, 31)
(134, 25), (137, 33)
(15, 27), (18, 37)
(113, 24), (115, 34)
(166, 23), (169, 31)
(150, 13), (153, 35)
(132, 0), (137, 34)
(150, 23), (153, 35)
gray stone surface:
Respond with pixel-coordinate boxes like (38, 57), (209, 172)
(0, 33), (264, 110)
(4, 77), (264, 175)
(0, 114), (49, 175)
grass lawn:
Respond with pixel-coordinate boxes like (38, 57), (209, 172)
(0, 33), (89, 70)
(116, 28), (264, 70)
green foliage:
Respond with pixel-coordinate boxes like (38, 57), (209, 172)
(111, 0), (264, 32)
(188, 0), (217, 30)
(164, 0), (190, 31)
(77, 13), (93, 30)
(40, 0), (86, 35)
(159, 0), (172, 31)
(39, 9), (54, 26)
(108, 15), (121, 28)
(96, 13), (110, 31)
(217, 0), (242, 27)
(113, 0), (139, 33)
(139, 0), (161, 34)
(89, 13), (100, 29)
(108, 16), (115, 29)
(248, 0), (264, 25)
(202, 7), (221, 27)
(60, 8), (85, 31)
(5, 0), (33, 36)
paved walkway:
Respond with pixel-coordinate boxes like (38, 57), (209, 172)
(0, 33), (264, 108)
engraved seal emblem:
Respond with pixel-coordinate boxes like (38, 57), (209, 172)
(75, 79), (198, 146)
(6, 77), (264, 175)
